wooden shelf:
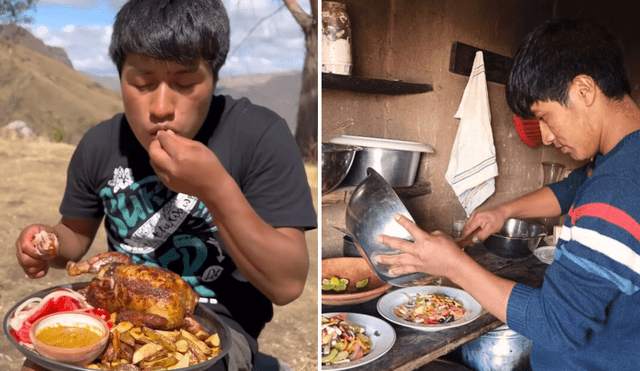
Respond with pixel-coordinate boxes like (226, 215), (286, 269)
(322, 73), (433, 95)
(322, 181), (431, 205)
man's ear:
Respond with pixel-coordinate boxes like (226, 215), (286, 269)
(572, 74), (596, 107)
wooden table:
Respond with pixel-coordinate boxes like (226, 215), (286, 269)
(321, 242), (550, 371)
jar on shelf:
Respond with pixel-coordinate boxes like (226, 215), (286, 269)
(321, 1), (352, 75)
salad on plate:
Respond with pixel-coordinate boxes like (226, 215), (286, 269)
(321, 314), (372, 365)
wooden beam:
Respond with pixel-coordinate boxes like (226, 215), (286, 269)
(449, 42), (513, 85)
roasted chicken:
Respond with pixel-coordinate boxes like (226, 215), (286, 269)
(67, 252), (200, 331)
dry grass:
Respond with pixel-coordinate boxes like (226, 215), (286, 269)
(0, 41), (123, 145)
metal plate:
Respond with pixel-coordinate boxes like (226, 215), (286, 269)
(322, 312), (396, 370)
(4, 282), (231, 371)
(377, 286), (483, 332)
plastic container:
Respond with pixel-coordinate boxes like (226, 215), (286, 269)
(322, 1), (352, 75)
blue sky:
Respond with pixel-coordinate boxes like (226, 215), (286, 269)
(24, 0), (311, 77)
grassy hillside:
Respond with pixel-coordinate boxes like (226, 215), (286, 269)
(0, 41), (123, 145)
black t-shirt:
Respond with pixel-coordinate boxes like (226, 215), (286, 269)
(60, 95), (317, 338)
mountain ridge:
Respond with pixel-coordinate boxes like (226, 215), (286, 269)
(1, 24), (303, 143)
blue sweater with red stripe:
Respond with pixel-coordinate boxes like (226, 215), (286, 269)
(506, 130), (640, 370)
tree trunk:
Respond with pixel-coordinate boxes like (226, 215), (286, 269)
(283, 0), (318, 164)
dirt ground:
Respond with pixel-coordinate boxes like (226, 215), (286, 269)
(0, 134), (319, 370)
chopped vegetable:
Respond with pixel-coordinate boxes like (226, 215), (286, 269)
(355, 278), (369, 288)
(394, 293), (468, 325)
(321, 277), (349, 292)
(321, 315), (372, 365)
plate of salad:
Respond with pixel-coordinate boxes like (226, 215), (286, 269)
(377, 286), (483, 331)
(321, 312), (395, 370)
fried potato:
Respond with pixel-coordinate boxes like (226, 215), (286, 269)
(132, 342), (166, 364)
(140, 354), (179, 369)
(175, 339), (189, 353)
(194, 329), (210, 340)
(205, 333), (220, 347)
(180, 329), (213, 356)
(120, 330), (136, 347)
(89, 322), (222, 370)
(143, 327), (177, 352)
(112, 321), (135, 334)
(168, 352), (191, 370)
(155, 329), (181, 342)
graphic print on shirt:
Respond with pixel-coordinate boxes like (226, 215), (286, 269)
(101, 166), (226, 289)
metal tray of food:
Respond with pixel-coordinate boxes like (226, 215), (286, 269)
(3, 281), (231, 371)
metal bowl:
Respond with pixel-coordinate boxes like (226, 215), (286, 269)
(321, 142), (361, 194)
(342, 168), (429, 286)
(330, 135), (434, 188)
(342, 147), (423, 187)
(483, 218), (547, 258)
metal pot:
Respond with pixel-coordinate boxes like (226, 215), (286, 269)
(329, 135), (434, 188)
(460, 324), (532, 371)
(343, 147), (422, 187)
(321, 142), (361, 194)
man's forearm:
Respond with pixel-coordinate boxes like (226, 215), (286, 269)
(49, 218), (99, 268)
(498, 186), (562, 220)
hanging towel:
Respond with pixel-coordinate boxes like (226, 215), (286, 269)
(445, 51), (498, 217)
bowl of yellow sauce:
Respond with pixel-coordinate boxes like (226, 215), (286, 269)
(29, 310), (109, 366)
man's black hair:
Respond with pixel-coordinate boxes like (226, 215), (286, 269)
(506, 18), (631, 119)
(109, 0), (230, 80)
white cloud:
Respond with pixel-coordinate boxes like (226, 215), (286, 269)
(31, 25), (51, 39)
(27, 23), (116, 75)
(29, 0), (310, 77)
(39, 0), (99, 7)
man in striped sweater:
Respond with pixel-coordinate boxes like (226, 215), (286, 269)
(377, 18), (640, 370)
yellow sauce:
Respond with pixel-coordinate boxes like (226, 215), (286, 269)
(36, 324), (104, 348)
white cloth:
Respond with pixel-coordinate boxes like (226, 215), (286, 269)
(445, 51), (498, 217)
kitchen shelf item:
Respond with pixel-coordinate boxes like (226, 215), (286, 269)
(449, 42), (513, 85)
(483, 218), (547, 258)
(339, 168), (431, 286)
(330, 135), (434, 188)
(542, 162), (565, 186)
(321, 142), (362, 194)
(321, 1), (352, 76)
(513, 114), (542, 147)
(323, 73), (433, 95)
